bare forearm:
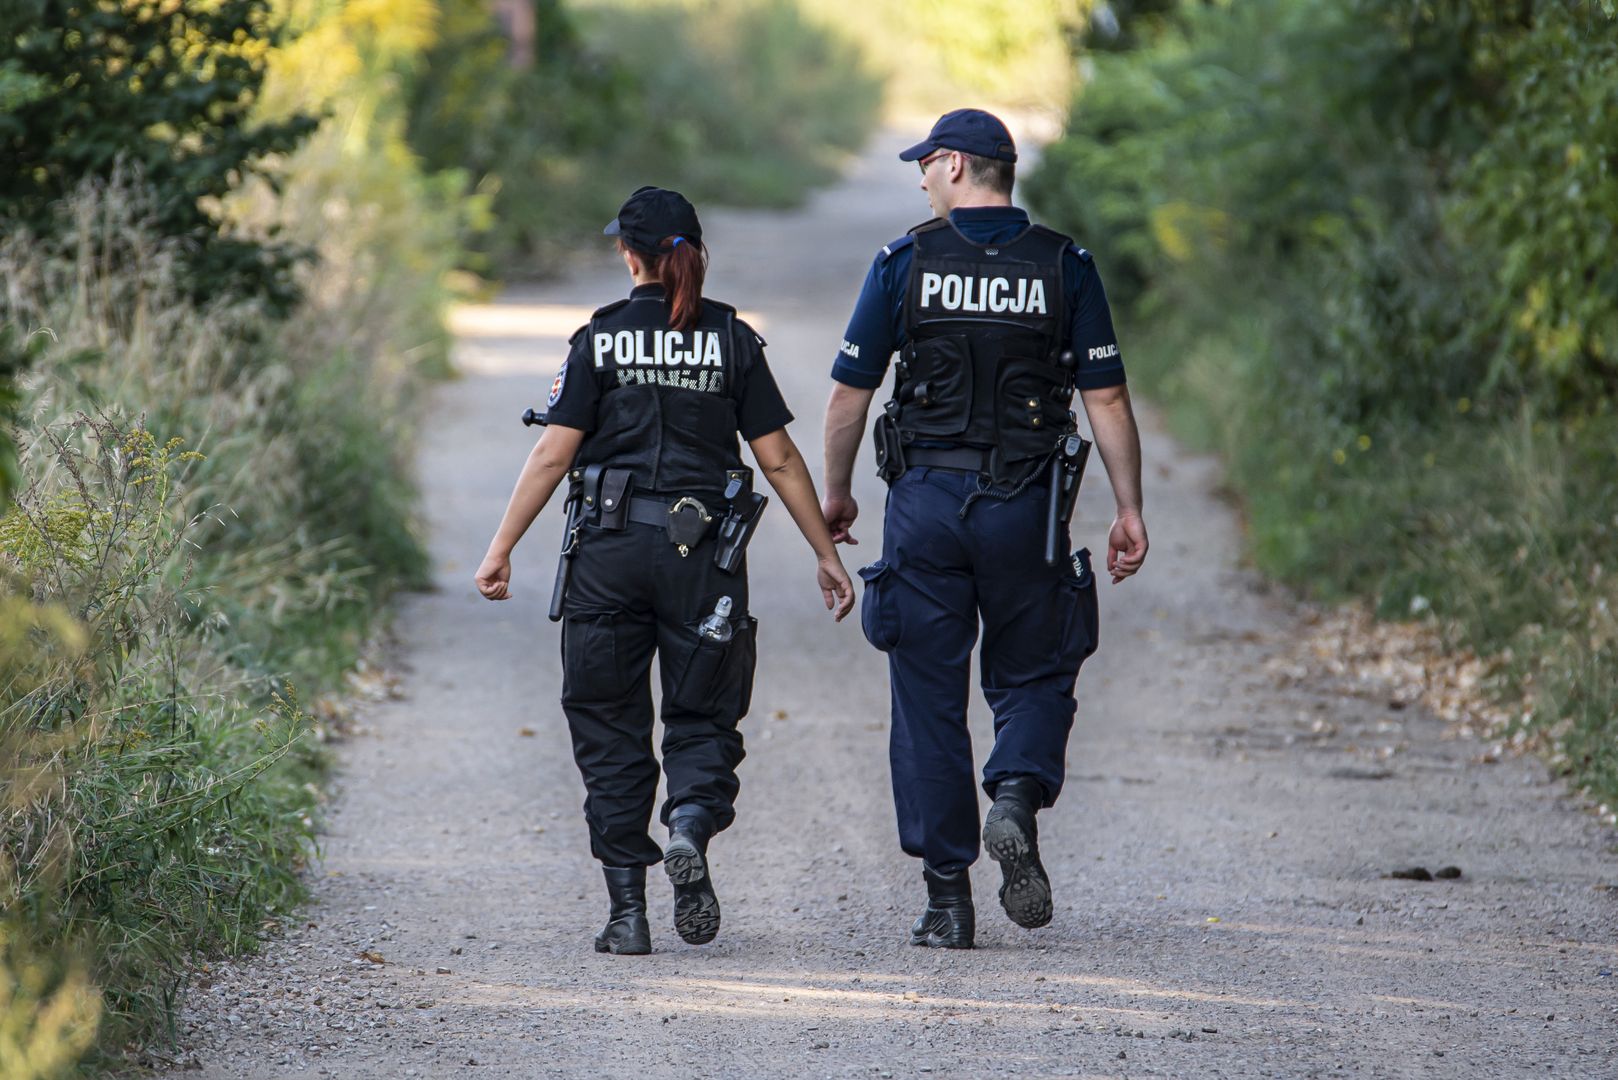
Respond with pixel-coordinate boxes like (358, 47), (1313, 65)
(822, 382), (875, 498)
(486, 428), (581, 557)
(751, 431), (839, 560)
(1081, 385), (1144, 515)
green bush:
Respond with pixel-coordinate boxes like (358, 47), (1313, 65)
(0, 0), (319, 311)
(1028, 0), (1618, 801)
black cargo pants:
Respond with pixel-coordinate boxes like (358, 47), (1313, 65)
(559, 518), (757, 868)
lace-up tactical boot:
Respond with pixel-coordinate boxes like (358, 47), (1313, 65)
(594, 866), (652, 955)
(982, 775), (1053, 929)
(910, 866), (975, 949)
(664, 804), (720, 945)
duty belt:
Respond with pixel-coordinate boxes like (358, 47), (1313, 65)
(621, 493), (720, 557)
(904, 446), (994, 474)
(623, 493), (717, 532)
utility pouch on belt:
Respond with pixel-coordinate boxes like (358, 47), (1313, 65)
(597, 469), (634, 530)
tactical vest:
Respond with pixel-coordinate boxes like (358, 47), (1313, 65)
(894, 217), (1074, 482)
(572, 296), (745, 495)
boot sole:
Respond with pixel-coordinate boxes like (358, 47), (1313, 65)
(664, 838), (720, 945)
(983, 810), (1053, 929)
(594, 936), (651, 955)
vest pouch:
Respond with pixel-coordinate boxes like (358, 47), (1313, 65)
(899, 334), (974, 437)
(996, 357), (1070, 461)
(669, 614), (758, 717)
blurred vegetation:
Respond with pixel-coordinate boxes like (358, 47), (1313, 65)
(1029, 0), (1618, 800)
(407, 0), (882, 271)
(793, 0), (1088, 112)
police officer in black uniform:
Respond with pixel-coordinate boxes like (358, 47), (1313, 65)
(477, 186), (854, 954)
(820, 111), (1149, 948)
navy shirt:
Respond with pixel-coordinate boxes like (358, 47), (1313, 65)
(547, 283), (794, 441)
(831, 206), (1126, 392)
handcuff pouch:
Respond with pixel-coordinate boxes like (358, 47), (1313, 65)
(666, 497), (714, 551)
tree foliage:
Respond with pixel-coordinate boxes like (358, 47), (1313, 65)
(0, 0), (320, 310)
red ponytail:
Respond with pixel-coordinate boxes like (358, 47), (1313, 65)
(654, 236), (707, 332)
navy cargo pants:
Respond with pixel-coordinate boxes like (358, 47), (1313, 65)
(858, 466), (1099, 874)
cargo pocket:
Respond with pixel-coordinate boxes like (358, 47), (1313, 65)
(670, 614), (758, 718)
(562, 610), (624, 702)
(858, 560), (902, 652)
(1056, 548), (1100, 669)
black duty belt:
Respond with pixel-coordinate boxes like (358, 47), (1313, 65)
(623, 493), (717, 530)
(904, 446), (993, 473)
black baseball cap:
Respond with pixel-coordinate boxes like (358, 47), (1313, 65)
(603, 185), (702, 254)
(898, 108), (1018, 164)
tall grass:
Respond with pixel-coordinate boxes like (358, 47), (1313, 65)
(0, 162), (449, 1064)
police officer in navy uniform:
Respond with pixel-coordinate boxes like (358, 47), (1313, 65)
(477, 186), (854, 954)
(820, 111), (1149, 948)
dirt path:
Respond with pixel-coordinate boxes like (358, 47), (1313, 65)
(157, 139), (1617, 1079)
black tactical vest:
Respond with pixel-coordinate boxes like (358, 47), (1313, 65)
(572, 296), (745, 495)
(895, 217), (1074, 481)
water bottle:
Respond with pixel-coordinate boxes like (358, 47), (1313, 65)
(698, 596), (734, 642)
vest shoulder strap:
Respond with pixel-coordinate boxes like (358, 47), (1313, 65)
(590, 297), (632, 320)
(906, 217), (949, 239)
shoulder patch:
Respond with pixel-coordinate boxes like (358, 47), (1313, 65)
(546, 363), (567, 407)
(876, 233), (915, 264)
(590, 297), (631, 319)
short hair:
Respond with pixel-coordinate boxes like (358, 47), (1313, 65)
(963, 152), (1015, 196)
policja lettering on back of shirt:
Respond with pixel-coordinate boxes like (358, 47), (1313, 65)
(819, 108), (1152, 951)
(475, 184), (857, 959)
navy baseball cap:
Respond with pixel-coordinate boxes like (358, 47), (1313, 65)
(604, 185), (702, 254)
(898, 108), (1018, 164)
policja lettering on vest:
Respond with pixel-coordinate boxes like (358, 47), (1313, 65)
(918, 271), (1048, 315)
(593, 329), (725, 369)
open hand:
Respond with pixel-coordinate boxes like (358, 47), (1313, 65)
(475, 551), (512, 600)
(818, 554), (855, 621)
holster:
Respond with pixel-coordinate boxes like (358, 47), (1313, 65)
(873, 405), (907, 483)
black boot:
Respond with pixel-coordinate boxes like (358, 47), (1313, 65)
(664, 804), (720, 945)
(983, 775), (1053, 929)
(910, 865), (975, 949)
(594, 866), (652, 955)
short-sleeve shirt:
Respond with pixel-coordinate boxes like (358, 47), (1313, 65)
(831, 206), (1126, 392)
(546, 283), (794, 440)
